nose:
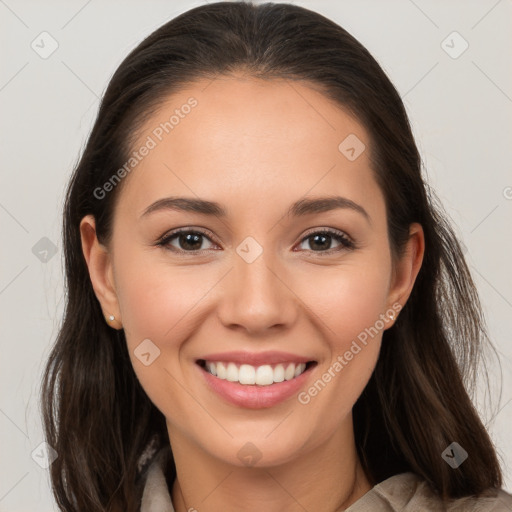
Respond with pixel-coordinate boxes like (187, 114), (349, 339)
(216, 250), (299, 335)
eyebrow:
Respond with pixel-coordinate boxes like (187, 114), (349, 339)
(140, 195), (371, 224)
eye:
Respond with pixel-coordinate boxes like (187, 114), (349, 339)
(157, 227), (355, 255)
(296, 229), (355, 254)
(157, 228), (217, 253)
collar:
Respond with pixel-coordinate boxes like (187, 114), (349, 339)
(139, 446), (512, 511)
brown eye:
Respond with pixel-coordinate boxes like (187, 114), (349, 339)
(297, 230), (354, 253)
(158, 229), (216, 252)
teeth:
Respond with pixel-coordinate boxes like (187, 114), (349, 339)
(226, 362), (238, 382)
(203, 361), (307, 385)
(273, 364), (285, 383)
(285, 363), (295, 381)
(216, 362), (227, 379)
(240, 364), (256, 385)
(206, 361), (217, 376)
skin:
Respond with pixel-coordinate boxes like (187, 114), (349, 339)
(80, 74), (424, 512)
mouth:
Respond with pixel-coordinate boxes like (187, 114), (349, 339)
(196, 359), (317, 386)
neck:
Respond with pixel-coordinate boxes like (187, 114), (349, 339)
(167, 416), (372, 512)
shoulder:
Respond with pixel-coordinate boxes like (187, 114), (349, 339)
(347, 472), (512, 511)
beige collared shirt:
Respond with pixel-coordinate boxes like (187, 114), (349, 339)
(140, 447), (512, 511)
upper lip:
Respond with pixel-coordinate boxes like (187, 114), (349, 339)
(197, 351), (315, 366)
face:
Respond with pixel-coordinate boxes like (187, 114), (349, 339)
(82, 75), (422, 469)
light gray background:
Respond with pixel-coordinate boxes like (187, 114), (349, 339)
(1, 0), (511, 510)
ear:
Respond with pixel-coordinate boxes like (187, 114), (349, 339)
(79, 214), (122, 329)
(386, 222), (425, 319)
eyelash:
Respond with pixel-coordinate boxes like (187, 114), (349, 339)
(156, 227), (356, 255)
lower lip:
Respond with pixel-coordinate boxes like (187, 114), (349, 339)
(197, 362), (316, 409)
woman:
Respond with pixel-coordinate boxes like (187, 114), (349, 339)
(41, 2), (512, 511)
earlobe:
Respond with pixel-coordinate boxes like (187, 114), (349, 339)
(387, 222), (425, 314)
(79, 215), (122, 329)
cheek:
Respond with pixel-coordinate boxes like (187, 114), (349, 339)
(301, 260), (391, 348)
(116, 255), (218, 391)
(115, 258), (215, 414)
(114, 252), (216, 355)
(292, 260), (390, 426)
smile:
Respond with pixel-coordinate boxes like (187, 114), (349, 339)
(194, 350), (318, 409)
(197, 360), (315, 386)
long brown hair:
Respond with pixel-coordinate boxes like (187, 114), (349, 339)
(41, 2), (504, 510)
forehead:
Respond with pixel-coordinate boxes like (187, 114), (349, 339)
(116, 75), (382, 221)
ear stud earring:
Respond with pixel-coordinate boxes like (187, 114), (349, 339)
(108, 315), (115, 322)
(389, 310), (400, 322)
